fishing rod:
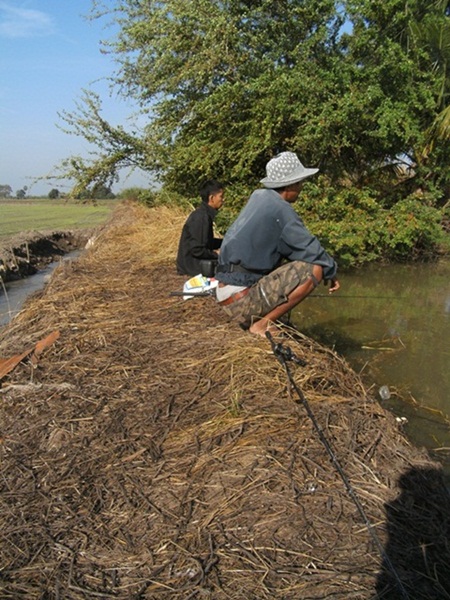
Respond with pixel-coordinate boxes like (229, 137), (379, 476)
(169, 290), (215, 297)
(266, 331), (410, 599)
(169, 289), (403, 301)
(169, 289), (402, 300)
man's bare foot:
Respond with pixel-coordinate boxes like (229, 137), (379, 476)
(248, 319), (279, 337)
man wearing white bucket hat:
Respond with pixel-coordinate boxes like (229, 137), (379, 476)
(215, 152), (340, 336)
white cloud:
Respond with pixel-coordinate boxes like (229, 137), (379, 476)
(0, 2), (55, 39)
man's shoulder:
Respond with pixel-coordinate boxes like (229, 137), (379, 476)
(250, 188), (278, 200)
(187, 203), (207, 218)
(248, 188), (293, 216)
(250, 188), (289, 207)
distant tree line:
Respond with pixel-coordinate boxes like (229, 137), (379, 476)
(0, 184), (13, 198)
(0, 185), (115, 200)
(0, 185), (28, 199)
(56, 0), (449, 264)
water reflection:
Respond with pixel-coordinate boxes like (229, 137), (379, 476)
(0, 267), (53, 326)
(0, 251), (81, 327)
(293, 260), (450, 478)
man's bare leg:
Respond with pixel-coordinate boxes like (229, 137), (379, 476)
(249, 265), (323, 337)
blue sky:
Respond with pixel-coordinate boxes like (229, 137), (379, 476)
(0, 0), (151, 196)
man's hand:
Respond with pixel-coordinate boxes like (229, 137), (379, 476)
(326, 278), (340, 294)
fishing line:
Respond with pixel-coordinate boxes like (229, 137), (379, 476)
(266, 331), (410, 599)
(309, 294), (403, 300)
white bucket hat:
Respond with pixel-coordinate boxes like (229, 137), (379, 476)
(260, 152), (319, 188)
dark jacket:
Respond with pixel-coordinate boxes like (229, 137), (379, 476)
(216, 188), (337, 286)
(176, 203), (222, 276)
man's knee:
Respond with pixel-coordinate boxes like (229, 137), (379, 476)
(310, 264), (323, 288)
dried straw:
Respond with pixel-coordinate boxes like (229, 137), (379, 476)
(0, 201), (449, 599)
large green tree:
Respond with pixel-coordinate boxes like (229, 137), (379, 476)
(59, 0), (448, 204)
(61, 0), (343, 195)
(340, 0), (449, 201)
(411, 0), (450, 163)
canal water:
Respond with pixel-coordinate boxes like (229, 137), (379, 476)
(293, 259), (450, 479)
(0, 267), (54, 326)
(0, 251), (81, 327)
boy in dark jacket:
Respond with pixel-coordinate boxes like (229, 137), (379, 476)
(176, 180), (224, 276)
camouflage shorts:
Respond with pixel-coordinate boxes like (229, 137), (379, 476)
(220, 261), (316, 327)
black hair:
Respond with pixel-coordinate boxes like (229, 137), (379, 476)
(199, 180), (224, 203)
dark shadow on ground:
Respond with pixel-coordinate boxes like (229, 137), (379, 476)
(376, 466), (450, 599)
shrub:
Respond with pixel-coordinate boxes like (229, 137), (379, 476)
(381, 197), (447, 260)
(298, 181), (446, 266)
(298, 182), (384, 266)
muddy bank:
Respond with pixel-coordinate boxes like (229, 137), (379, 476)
(0, 229), (92, 282)
(0, 203), (449, 599)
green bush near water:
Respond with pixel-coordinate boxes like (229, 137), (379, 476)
(300, 183), (448, 266)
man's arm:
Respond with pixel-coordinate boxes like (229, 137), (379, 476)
(280, 219), (338, 280)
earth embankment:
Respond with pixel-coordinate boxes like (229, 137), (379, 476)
(0, 229), (91, 282)
(0, 202), (449, 599)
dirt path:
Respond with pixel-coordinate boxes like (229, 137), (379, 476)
(0, 202), (449, 599)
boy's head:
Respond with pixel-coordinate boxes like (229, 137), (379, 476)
(200, 180), (225, 210)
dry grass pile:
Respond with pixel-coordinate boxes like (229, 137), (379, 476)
(1, 202), (449, 599)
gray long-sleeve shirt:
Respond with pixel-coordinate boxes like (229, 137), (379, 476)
(216, 188), (337, 287)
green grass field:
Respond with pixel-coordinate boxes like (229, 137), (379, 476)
(0, 198), (118, 242)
